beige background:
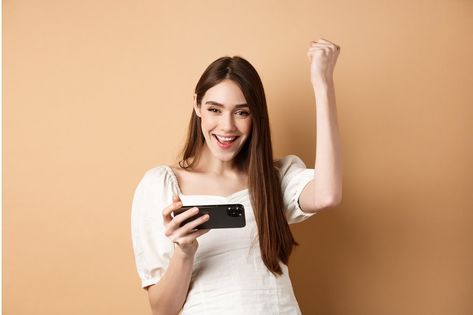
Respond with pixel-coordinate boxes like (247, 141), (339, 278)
(4, 0), (473, 314)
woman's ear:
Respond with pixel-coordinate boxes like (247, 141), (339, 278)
(193, 93), (201, 117)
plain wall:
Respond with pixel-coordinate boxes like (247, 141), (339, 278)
(4, 0), (473, 314)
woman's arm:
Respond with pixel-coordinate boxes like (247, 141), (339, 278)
(147, 196), (210, 314)
(146, 246), (195, 315)
(299, 38), (343, 213)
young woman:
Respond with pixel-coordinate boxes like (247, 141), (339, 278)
(131, 38), (342, 314)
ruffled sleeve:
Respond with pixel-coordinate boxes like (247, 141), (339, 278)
(130, 166), (176, 289)
(276, 155), (317, 224)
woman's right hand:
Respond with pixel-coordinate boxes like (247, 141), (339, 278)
(162, 195), (211, 257)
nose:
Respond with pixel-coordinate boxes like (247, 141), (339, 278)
(219, 112), (237, 132)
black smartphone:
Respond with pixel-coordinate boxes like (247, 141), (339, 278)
(172, 204), (246, 229)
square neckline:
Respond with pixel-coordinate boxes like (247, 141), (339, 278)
(164, 165), (249, 200)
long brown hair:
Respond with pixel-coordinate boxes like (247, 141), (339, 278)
(178, 56), (298, 275)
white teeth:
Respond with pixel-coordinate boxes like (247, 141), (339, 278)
(215, 135), (237, 142)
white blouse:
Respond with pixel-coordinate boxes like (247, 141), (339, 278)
(131, 155), (316, 315)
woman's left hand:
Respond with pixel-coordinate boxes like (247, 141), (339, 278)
(307, 38), (340, 84)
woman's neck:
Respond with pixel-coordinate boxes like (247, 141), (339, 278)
(192, 145), (242, 177)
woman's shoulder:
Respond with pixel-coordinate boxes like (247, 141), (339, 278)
(143, 164), (169, 178)
(274, 154), (308, 172)
(138, 164), (176, 189)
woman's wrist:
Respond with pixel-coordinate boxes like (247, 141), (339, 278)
(173, 243), (197, 261)
(312, 75), (334, 87)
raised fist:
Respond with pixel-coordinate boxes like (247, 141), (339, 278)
(307, 38), (340, 83)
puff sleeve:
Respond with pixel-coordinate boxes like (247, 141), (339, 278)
(277, 155), (317, 224)
(130, 166), (175, 289)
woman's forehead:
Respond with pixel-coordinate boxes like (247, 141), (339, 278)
(202, 80), (247, 106)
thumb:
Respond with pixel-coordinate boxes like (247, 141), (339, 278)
(173, 194), (181, 203)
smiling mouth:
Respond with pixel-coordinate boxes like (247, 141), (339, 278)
(213, 134), (239, 144)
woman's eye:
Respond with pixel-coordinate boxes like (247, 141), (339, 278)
(207, 108), (219, 113)
(236, 111), (250, 117)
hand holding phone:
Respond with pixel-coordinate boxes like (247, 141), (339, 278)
(162, 196), (211, 254)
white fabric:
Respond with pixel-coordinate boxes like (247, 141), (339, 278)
(131, 155), (316, 314)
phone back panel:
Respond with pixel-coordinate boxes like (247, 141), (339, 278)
(174, 204), (246, 229)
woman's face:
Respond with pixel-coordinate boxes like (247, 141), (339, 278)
(194, 79), (252, 163)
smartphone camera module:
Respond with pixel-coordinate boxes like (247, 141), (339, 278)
(227, 205), (243, 217)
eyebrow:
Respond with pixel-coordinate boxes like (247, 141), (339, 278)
(204, 101), (249, 108)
